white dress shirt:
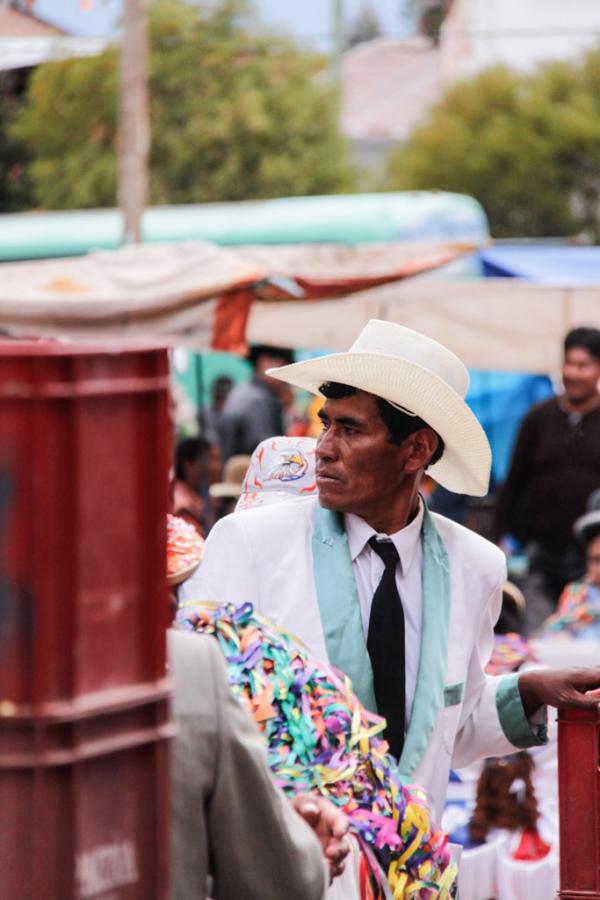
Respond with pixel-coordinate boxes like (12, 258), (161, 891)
(344, 500), (424, 726)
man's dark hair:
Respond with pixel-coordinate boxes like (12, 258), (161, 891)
(247, 344), (294, 368)
(212, 375), (233, 397)
(319, 381), (444, 467)
(175, 436), (210, 481)
(564, 327), (600, 362)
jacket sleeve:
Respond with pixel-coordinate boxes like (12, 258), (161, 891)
(204, 636), (328, 900)
(169, 630), (327, 900)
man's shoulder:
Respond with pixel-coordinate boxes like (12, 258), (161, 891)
(222, 380), (265, 414)
(168, 630), (225, 701)
(522, 395), (559, 423)
(212, 497), (318, 540)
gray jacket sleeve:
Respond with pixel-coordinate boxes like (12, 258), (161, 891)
(169, 630), (327, 900)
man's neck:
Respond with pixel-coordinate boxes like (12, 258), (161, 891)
(358, 491), (421, 536)
(558, 392), (600, 416)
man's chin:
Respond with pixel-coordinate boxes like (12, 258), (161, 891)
(565, 386), (595, 402)
(317, 485), (345, 511)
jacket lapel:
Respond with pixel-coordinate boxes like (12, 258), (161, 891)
(312, 500), (451, 777)
(398, 503), (451, 776)
(312, 505), (377, 712)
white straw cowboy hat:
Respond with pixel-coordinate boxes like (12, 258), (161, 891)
(267, 320), (491, 496)
(573, 488), (600, 543)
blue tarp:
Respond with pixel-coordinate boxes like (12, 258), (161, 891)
(480, 245), (600, 285)
(465, 370), (553, 486)
(467, 243), (583, 488)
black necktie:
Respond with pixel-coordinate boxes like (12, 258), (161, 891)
(367, 536), (406, 761)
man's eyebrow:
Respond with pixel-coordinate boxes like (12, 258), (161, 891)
(336, 415), (365, 428)
(318, 412), (366, 429)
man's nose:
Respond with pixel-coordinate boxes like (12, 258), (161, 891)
(316, 428), (337, 461)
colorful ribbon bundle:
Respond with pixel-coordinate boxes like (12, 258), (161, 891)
(179, 602), (457, 899)
(485, 632), (531, 675)
(543, 582), (600, 637)
(166, 514), (204, 585)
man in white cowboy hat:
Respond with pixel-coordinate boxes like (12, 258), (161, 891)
(179, 320), (600, 822)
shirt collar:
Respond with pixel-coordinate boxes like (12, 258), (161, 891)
(344, 499), (424, 575)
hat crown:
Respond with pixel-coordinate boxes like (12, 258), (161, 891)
(586, 488), (600, 514)
(350, 320), (469, 398)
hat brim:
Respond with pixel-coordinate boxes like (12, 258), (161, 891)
(573, 510), (600, 542)
(268, 351), (491, 497)
(502, 580), (526, 613)
(209, 482), (244, 499)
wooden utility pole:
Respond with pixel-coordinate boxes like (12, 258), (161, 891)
(332, 0), (344, 85)
(118, 0), (150, 245)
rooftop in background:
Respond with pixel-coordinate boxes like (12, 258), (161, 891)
(341, 36), (442, 143)
(0, 2), (111, 71)
(0, 4), (65, 36)
(441, 0), (600, 81)
(14, 0), (121, 37)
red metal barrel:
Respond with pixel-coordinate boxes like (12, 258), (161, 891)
(558, 707), (600, 899)
(0, 342), (173, 900)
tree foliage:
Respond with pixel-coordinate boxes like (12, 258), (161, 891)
(12, 0), (353, 209)
(384, 50), (600, 239)
(0, 73), (34, 211)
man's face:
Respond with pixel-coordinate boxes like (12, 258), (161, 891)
(562, 347), (600, 404)
(316, 391), (409, 520)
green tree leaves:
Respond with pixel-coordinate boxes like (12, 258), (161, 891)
(385, 51), (600, 239)
(11, 0), (352, 210)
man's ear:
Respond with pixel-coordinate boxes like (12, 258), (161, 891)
(402, 428), (439, 474)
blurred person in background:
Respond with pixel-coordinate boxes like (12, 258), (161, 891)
(208, 454), (251, 521)
(201, 375), (233, 448)
(169, 630), (349, 900)
(173, 436), (222, 537)
(168, 527), (349, 899)
(219, 344), (293, 461)
(542, 489), (600, 639)
(493, 326), (600, 633)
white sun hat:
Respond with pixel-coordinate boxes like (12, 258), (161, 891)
(267, 319), (491, 497)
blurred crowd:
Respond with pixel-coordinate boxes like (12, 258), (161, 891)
(166, 325), (600, 900)
(170, 327), (600, 647)
(171, 343), (320, 537)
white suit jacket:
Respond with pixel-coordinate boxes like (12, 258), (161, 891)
(179, 498), (543, 821)
(168, 629), (328, 900)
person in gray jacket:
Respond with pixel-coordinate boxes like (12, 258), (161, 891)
(218, 345), (293, 462)
(168, 629), (349, 900)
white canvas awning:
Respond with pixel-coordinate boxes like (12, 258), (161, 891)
(1, 239), (597, 372)
(0, 239), (472, 351)
(249, 276), (600, 373)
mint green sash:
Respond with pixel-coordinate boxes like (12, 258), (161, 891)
(312, 501), (451, 776)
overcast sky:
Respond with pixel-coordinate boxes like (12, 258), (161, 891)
(32, 0), (413, 45)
